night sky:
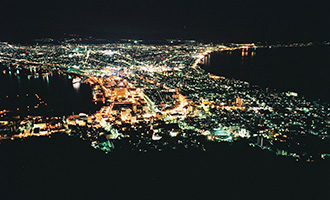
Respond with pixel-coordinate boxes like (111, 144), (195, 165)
(1, 0), (329, 42)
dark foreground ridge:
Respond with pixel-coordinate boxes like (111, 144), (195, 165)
(1, 133), (330, 200)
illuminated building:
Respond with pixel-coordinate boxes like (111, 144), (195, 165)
(236, 96), (243, 106)
(114, 88), (128, 98)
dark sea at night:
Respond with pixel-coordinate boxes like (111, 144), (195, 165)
(1, 46), (330, 200)
(0, 65), (98, 117)
(203, 45), (330, 103)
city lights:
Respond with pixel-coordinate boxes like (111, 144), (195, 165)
(0, 39), (329, 161)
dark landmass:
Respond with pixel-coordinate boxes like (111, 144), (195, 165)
(1, 133), (330, 200)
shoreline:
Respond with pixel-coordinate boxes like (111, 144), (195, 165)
(0, 63), (98, 117)
(200, 46), (330, 104)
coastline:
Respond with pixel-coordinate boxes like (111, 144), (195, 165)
(200, 45), (330, 103)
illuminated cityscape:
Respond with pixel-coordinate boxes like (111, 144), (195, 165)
(1, 39), (330, 163)
(1, 0), (330, 199)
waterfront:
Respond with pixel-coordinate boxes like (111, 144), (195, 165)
(203, 46), (330, 103)
(0, 64), (98, 117)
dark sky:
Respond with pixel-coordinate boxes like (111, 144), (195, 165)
(1, 0), (329, 42)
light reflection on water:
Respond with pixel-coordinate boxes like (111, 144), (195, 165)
(203, 46), (330, 103)
(73, 82), (81, 91)
(0, 65), (98, 116)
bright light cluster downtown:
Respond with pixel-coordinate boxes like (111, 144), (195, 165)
(0, 39), (329, 162)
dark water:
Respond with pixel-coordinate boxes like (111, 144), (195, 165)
(0, 65), (98, 116)
(203, 46), (330, 103)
